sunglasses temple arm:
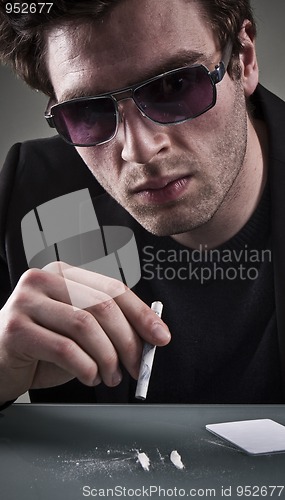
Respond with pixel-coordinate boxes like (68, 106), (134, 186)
(211, 40), (233, 84)
(44, 97), (56, 128)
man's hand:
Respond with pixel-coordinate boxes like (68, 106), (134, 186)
(0, 262), (171, 402)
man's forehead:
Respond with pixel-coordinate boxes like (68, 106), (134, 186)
(58, 48), (209, 102)
(46, 0), (217, 100)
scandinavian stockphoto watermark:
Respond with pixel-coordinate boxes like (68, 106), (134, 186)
(141, 245), (272, 284)
(20, 189), (272, 298)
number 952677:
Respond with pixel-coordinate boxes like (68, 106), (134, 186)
(5, 3), (53, 14)
(236, 486), (284, 497)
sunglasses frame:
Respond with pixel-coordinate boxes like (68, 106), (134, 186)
(45, 41), (233, 147)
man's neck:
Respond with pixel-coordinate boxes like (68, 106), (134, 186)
(171, 117), (268, 250)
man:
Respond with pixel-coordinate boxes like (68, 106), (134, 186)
(0, 0), (284, 406)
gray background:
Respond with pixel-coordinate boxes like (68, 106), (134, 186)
(0, 0), (284, 169)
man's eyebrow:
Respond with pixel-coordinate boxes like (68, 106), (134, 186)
(58, 50), (208, 103)
(136, 50), (208, 83)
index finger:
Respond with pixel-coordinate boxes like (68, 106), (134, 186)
(114, 289), (171, 346)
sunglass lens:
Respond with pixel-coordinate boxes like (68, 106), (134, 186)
(134, 66), (215, 123)
(53, 98), (117, 145)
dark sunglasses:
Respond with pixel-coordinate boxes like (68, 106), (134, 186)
(45, 42), (232, 147)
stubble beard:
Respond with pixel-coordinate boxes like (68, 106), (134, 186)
(123, 82), (248, 237)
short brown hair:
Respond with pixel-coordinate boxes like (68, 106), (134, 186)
(0, 0), (256, 96)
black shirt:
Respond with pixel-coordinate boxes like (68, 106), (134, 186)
(129, 183), (283, 403)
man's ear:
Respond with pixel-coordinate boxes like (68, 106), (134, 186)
(238, 20), (259, 97)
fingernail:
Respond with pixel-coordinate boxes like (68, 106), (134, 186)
(151, 323), (171, 343)
(93, 374), (102, 386)
(112, 370), (123, 387)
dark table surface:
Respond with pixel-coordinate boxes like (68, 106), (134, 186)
(1, 404), (285, 500)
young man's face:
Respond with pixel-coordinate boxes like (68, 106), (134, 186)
(46, 0), (250, 237)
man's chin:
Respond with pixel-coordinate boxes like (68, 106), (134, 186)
(132, 215), (199, 237)
(121, 197), (212, 236)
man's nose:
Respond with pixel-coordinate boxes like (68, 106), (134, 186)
(118, 100), (171, 164)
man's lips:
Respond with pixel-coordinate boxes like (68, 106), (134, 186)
(132, 174), (192, 193)
(131, 175), (192, 204)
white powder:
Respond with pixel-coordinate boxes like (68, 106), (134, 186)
(170, 450), (185, 470)
(34, 446), (187, 481)
(156, 448), (165, 463)
(137, 452), (150, 471)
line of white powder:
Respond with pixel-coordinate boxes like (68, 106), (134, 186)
(136, 449), (185, 471)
